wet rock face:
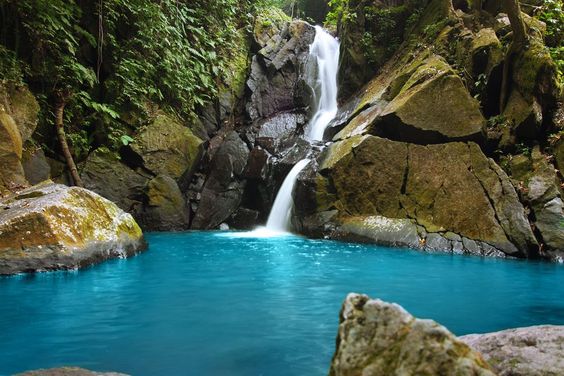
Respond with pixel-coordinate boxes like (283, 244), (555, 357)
(191, 131), (250, 229)
(0, 182), (146, 275)
(329, 293), (495, 376)
(461, 326), (564, 376)
(302, 135), (537, 257)
(246, 20), (315, 121)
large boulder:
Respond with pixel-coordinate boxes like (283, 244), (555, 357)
(329, 293), (495, 376)
(0, 182), (145, 275)
(81, 148), (148, 213)
(461, 326), (564, 376)
(300, 136), (537, 257)
(191, 131), (250, 229)
(335, 56), (486, 144)
(128, 113), (204, 185)
(139, 174), (189, 231)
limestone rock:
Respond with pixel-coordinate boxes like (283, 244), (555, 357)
(129, 114), (204, 184)
(329, 293), (495, 376)
(81, 148), (148, 213)
(16, 367), (129, 376)
(461, 325), (564, 376)
(0, 182), (145, 275)
(140, 174), (189, 231)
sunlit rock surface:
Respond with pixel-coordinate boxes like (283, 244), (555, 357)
(0, 182), (145, 275)
(461, 326), (564, 376)
(329, 293), (495, 376)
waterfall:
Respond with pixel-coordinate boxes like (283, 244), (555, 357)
(265, 159), (311, 232)
(306, 25), (340, 141)
(261, 27), (339, 234)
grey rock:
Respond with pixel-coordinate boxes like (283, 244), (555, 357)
(22, 145), (50, 185)
(16, 367), (129, 376)
(461, 325), (564, 376)
(140, 175), (189, 231)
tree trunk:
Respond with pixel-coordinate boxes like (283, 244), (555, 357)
(55, 93), (84, 188)
(499, 0), (529, 113)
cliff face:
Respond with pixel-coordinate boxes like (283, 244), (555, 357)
(1, 1), (561, 259)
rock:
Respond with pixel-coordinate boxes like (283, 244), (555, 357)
(308, 136), (537, 257)
(375, 57), (486, 144)
(0, 81), (40, 143)
(81, 148), (148, 213)
(16, 367), (129, 376)
(227, 207), (260, 229)
(470, 28), (503, 77)
(329, 293), (495, 376)
(0, 182), (146, 275)
(129, 113), (204, 185)
(512, 148), (564, 260)
(246, 20), (315, 121)
(257, 111), (306, 139)
(0, 110), (27, 195)
(252, 6), (290, 49)
(192, 131), (250, 229)
(22, 145), (50, 185)
(140, 174), (189, 231)
(461, 325), (564, 376)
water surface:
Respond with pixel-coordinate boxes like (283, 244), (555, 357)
(1, 231), (563, 375)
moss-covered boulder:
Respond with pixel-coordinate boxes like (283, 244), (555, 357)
(329, 293), (495, 376)
(140, 174), (189, 231)
(81, 148), (148, 213)
(0, 182), (145, 275)
(129, 114), (204, 185)
(306, 135), (537, 257)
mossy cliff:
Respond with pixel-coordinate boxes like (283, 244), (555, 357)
(293, 0), (563, 261)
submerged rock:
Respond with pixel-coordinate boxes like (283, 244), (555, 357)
(461, 325), (564, 376)
(329, 293), (495, 376)
(16, 368), (129, 376)
(0, 182), (146, 275)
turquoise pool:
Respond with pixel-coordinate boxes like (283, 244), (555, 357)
(1, 231), (563, 375)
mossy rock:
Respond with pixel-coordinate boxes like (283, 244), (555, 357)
(253, 6), (290, 49)
(0, 81), (39, 143)
(130, 113), (204, 184)
(0, 182), (145, 275)
(0, 111), (26, 195)
(140, 174), (189, 231)
(316, 136), (536, 257)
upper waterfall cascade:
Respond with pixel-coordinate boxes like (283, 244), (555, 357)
(263, 26), (339, 233)
(306, 26), (340, 141)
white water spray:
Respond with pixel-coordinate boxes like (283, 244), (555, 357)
(265, 159), (311, 232)
(306, 25), (340, 141)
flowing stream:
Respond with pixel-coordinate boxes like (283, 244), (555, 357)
(265, 27), (339, 233)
